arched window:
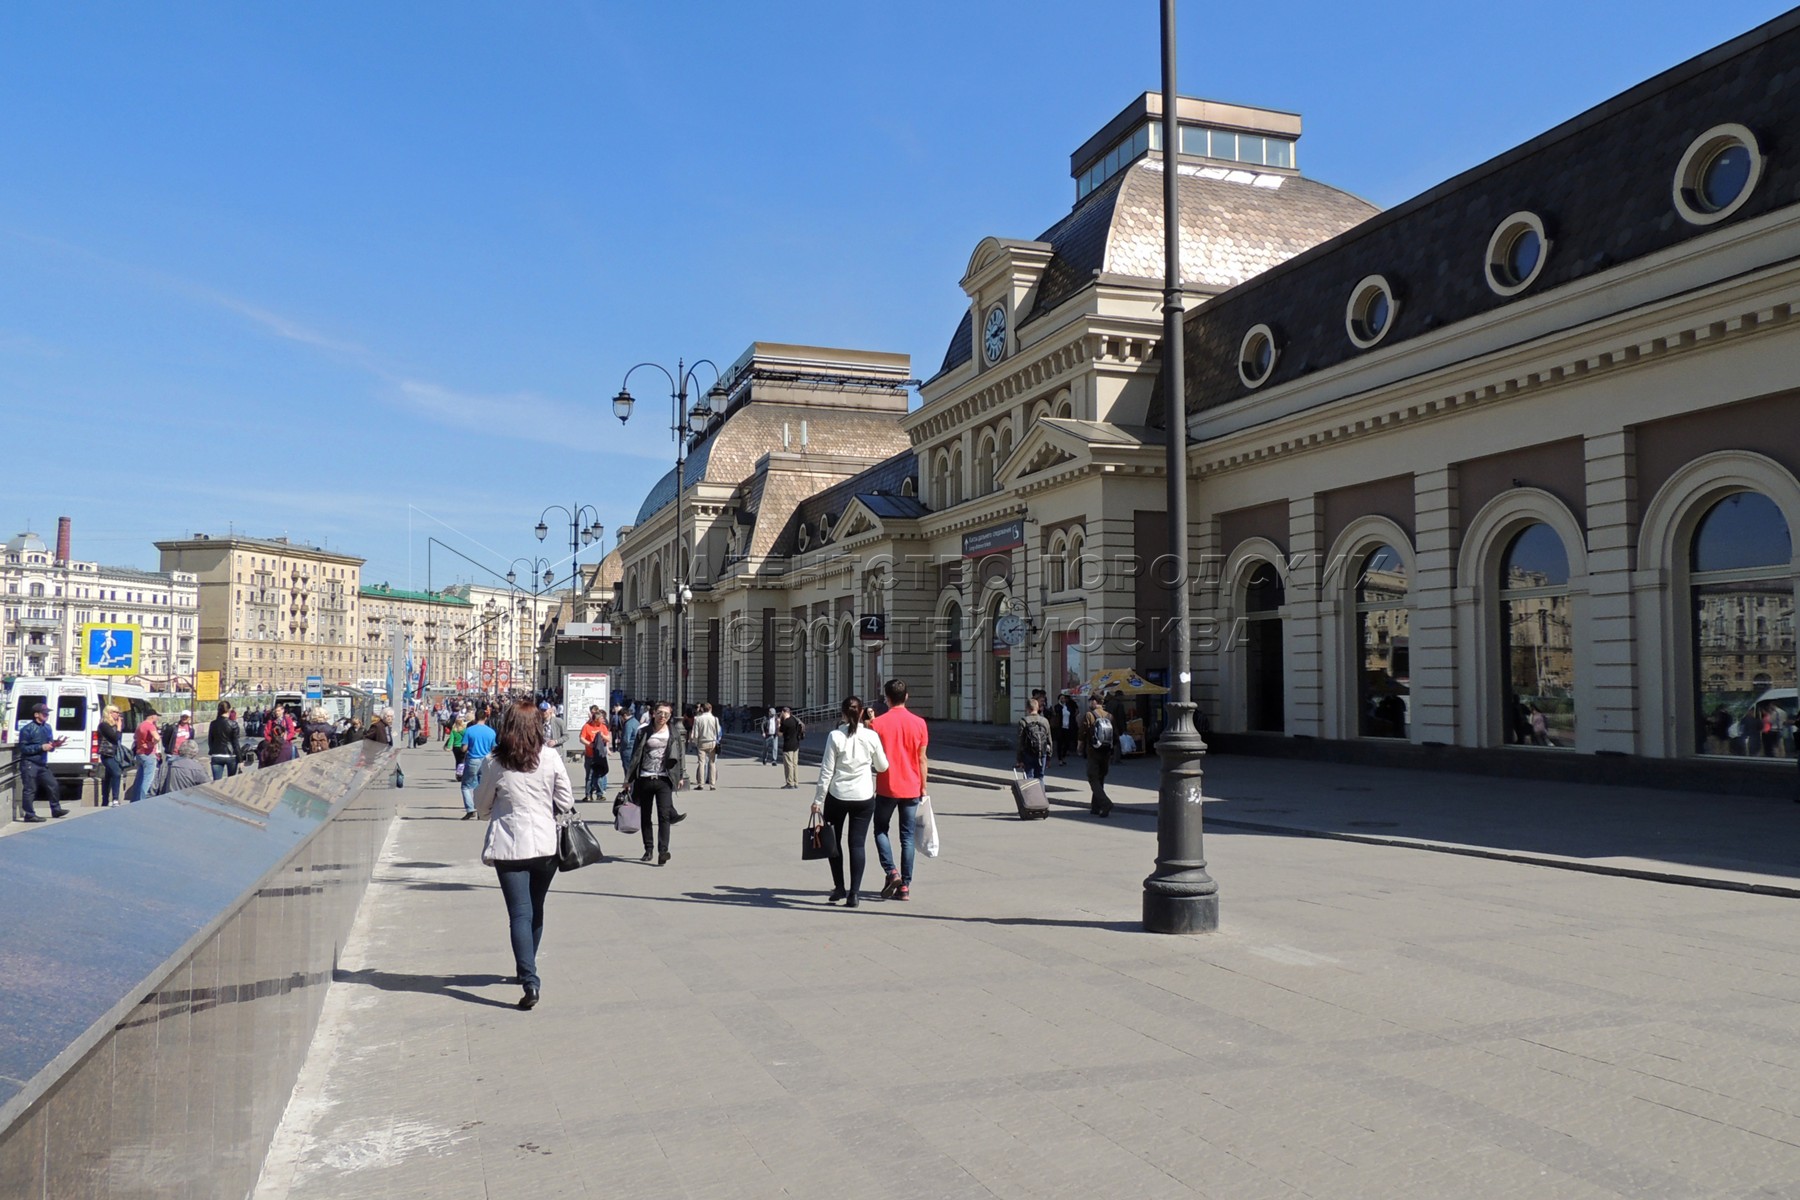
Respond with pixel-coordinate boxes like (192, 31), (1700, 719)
(1029, 399), (1051, 425)
(998, 424), (1015, 465)
(1047, 533), (1068, 593)
(1244, 561), (1285, 732)
(950, 446), (965, 506)
(1354, 545), (1408, 738)
(976, 431), (997, 495)
(1054, 396), (1074, 419)
(1067, 530), (1086, 589)
(1499, 523), (1574, 748)
(1690, 491), (1795, 756)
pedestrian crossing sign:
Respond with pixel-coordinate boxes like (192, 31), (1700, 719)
(79, 623), (139, 676)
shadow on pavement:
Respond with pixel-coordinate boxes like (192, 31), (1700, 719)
(332, 968), (518, 1009)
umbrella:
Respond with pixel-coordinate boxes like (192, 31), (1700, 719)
(1079, 668), (1169, 697)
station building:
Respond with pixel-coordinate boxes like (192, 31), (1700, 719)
(614, 12), (1798, 785)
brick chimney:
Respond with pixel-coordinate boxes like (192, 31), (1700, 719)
(55, 516), (71, 563)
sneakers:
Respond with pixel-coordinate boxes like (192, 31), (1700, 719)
(880, 870), (901, 900)
(896, 884), (910, 901)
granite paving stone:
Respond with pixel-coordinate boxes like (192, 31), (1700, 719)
(253, 745), (1800, 1199)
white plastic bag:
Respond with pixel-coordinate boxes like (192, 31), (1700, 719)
(918, 793), (940, 859)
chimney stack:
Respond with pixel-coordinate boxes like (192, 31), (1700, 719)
(55, 516), (71, 563)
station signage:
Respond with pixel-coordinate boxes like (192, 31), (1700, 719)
(962, 518), (1024, 559)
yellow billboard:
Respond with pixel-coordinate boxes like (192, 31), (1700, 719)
(78, 624), (140, 676)
(196, 671), (220, 702)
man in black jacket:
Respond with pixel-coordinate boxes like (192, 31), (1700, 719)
(778, 706), (806, 789)
(208, 707), (241, 780)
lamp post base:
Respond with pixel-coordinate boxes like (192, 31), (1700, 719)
(1142, 702), (1219, 934)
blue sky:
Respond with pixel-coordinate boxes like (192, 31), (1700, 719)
(4, 0), (1791, 589)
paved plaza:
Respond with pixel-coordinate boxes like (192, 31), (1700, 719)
(253, 745), (1800, 1199)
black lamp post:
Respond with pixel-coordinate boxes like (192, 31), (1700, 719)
(1142, 0), (1220, 934)
(613, 358), (728, 722)
(537, 504), (605, 619)
(507, 556), (555, 695)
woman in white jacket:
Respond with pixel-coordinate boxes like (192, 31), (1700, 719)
(475, 700), (574, 1009)
(811, 695), (889, 907)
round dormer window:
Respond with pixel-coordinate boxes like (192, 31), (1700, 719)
(1485, 212), (1549, 297)
(1673, 124), (1762, 226)
(1237, 324), (1278, 389)
(1345, 275), (1397, 349)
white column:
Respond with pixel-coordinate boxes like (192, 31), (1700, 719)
(1286, 495), (1324, 737)
(1412, 469), (1461, 744)
(1583, 430), (1640, 753)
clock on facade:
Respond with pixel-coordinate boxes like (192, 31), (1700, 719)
(995, 612), (1027, 647)
(982, 303), (1007, 364)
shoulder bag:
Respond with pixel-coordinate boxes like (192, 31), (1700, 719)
(802, 812), (840, 861)
(557, 816), (606, 870)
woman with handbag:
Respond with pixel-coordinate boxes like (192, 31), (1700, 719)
(474, 700), (575, 1011)
(811, 695), (889, 908)
(623, 701), (686, 865)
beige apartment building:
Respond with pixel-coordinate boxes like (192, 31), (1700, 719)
(357, 583), (472, 691)
(155, 534), (363, 693)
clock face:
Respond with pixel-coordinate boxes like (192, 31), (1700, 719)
(983, 304), (1007, 364)
(995, 613), (1026, 646)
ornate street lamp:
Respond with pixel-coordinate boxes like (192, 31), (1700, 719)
(615, 358), (728, 720)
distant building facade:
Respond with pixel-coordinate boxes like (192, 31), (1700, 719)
(2, 520), (199, 687)
(357, 583), (472, 691)
(155, 534), (362, 693)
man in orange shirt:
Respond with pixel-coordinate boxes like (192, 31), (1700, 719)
(578, 704), (611, 802)
(869, 678), (929, 901)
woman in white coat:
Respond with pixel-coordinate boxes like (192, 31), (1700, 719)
(811, 695), (889, 907)
(475, 700), (574, 1009)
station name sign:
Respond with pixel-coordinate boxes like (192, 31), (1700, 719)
(961, 518), (1024, 559)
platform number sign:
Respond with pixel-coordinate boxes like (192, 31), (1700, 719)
(79, 623), (139, 676)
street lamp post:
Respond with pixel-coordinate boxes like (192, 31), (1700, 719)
(613, 359), (728, 724)
(507, 556), (555, 695)
(537, 504), (605, 620)
(1142, 0), (1220, 934)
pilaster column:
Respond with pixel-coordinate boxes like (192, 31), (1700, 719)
(1286, 495), (1324, 736)
(1412, 468), (1461, 744)
(1583, 430), (1640, 753)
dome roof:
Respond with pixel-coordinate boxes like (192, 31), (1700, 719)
(939, 157), (1379, 374)
(5, 531), (48, 555)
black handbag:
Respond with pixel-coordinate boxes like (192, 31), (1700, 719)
(558, 817), (606, 870)
(801, 813), (840, 861)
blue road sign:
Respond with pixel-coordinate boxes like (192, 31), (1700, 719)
(305, 674), (324, 701)
(79, 623), (139, 676)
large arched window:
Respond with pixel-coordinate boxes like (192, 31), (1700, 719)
(1499, 523), (1574, 748)
(976, 430), (998, 495)
(949, 446), (965, 506)
(1355, 545), (1409, 738)
(1690, 491), (1795, 756)
(1046, 532), (1069, 593)
(1243, 561), (1285, 732)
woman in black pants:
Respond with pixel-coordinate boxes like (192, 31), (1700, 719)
(623, 701), (686, 865)
(811, 696), (889, 907)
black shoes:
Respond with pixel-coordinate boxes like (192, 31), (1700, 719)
(845, 893), (860, 909)
(828, 888), (847, 905)
(461, 812), (476, 821)
(519, 985), (539, 1011)
(19, 814), (45, 823)
(880, 871), (901, 900)
(670, 811), (687, 824)
(639, 850), (653, 862)
(658, 851), (671, 866)
(51, 809), (68, 818)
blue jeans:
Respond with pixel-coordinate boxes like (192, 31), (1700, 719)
(101, 757), (123, 805)
(20, 760), (62, 817)
(460, 755), (487, 812)
(493, 856), (557, 991)
(762, 735), (777, 764)
(1019, 755), (1047, 781)
(583, 755), (609, 800)
(131, 753), (159, 803)
(873, 796), (918, 885)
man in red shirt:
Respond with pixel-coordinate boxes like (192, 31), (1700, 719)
(869, 678), (929, 901)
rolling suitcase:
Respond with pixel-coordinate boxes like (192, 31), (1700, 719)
(1011, 771), (1050, 820)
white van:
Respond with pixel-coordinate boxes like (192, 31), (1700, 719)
(3, 677), (157, 797)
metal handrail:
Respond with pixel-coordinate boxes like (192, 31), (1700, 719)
(2, 746), (23, 825)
